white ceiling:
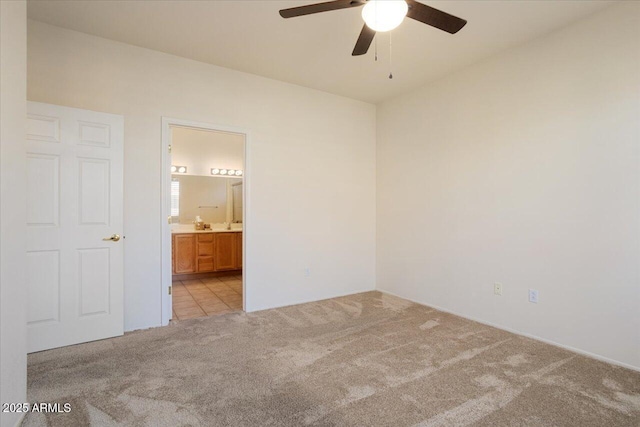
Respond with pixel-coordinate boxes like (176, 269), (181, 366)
(27, 0), (615, 104)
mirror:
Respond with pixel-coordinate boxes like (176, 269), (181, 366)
(171, 175), (242, 225)
(232, 181), (243, 223)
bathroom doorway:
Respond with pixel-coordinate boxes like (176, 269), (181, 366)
(161, 118), (249, 324)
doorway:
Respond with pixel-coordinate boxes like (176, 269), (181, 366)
(161, 118), (249, 324)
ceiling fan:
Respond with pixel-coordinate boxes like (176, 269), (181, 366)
(279, 0), (467, 56)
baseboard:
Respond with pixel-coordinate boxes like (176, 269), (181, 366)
(172, 270), (241, 282)
(377, 288), (640, 373)
(246, 287), (376, 314)
(11, 412), (25, 427)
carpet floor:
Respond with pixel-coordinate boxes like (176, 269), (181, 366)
(24, 291), (640, 426)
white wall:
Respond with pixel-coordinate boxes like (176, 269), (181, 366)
(377, 2), (640, 369)
(0, 2), (28, 426)
(171, 126), (244, 176)
(27, 21), (376, 330)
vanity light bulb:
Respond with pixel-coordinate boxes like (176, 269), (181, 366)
(178, 167), (186, 173)
(171, 166), (177, 173)
(235, 170), (242, 176)
(220, 169), (227, 175)
(211, 168), (219, 175)
(228, 169), (235, 175)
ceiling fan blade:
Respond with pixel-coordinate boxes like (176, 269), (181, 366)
(279, 0), (365, 19)
(352, 24), (376, 56)
(406, 0), (467, 34)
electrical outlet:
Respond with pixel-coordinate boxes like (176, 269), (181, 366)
(529, 289), (539, 303)
(494, 283), (503, 296)
(304, 267), (311, 277)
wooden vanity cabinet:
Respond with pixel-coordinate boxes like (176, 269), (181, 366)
(173, 234), (196, 274)
(172, 232), (242, 275)
(236, 232), (243, 268)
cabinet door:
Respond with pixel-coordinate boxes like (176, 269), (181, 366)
(173, 234), (196, 274)
(214, 233), (237, 271)
(236, 232), (243, 269)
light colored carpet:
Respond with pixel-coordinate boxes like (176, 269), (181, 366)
(24, 291), (640, 426)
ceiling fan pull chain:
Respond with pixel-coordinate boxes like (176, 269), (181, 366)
(374, 25), (378, 62)
(389, 31), (393, 79)
(375, 1), (378, 61)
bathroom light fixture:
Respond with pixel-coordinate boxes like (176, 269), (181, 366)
(362, 0), (408, 32)
(171, 165), (187, 174)
(211, 167), (243, 177)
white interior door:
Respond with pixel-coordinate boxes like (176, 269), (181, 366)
(26, 102), (124, 353)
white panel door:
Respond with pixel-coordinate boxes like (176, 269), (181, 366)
(26, 102), (124, 353)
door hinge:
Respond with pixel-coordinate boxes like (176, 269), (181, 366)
(168, 285), (172, 295)
(168, 215), (172, 225)
(168, 144), (172, 153)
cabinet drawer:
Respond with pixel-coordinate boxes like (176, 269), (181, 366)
(198, 234), (214, 243)
(198, 242), (214, 257)
(197, 256), (215, 272)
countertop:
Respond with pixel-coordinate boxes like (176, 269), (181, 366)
(171, 226), (242, 235)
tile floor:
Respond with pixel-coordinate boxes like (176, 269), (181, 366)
(172, 274), (243, 320)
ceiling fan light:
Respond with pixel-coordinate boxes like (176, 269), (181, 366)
(362, 0), (408, 33)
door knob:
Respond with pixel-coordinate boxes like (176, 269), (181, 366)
(103, 234), (121, 242)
